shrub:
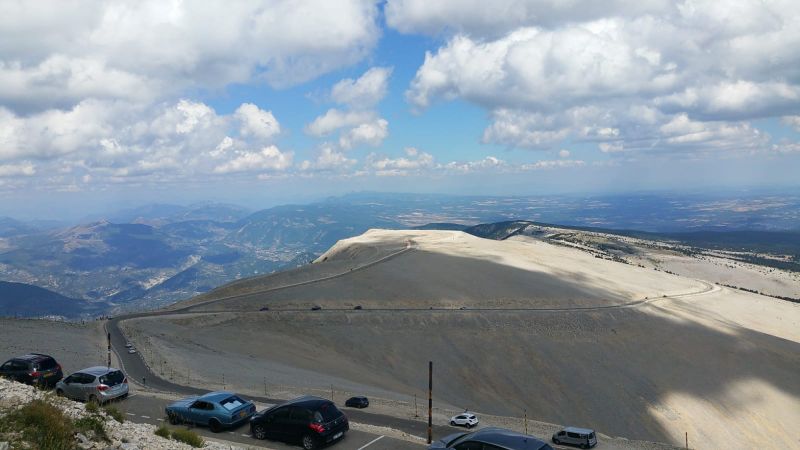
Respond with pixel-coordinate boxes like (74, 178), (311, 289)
(85, 400), (99, 413)
(103, 404), (125, 423)
(154, 424), (171, 439)
(75, 415), (108, 441)
(171, 428), (205, 447)
(0, 399), (74, 450)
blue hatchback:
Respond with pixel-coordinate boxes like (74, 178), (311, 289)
(166, 391), (256, 432)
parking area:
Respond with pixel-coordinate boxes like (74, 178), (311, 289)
(114, 392), (423, 450)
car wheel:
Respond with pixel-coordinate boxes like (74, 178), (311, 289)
(167, 412), (180, 425)
(302, 435), (318, 450)
(252, 424), (267, 440)
(209, 419), (222, 433)
(553, 439), (560, 445)
(55, 389), (64, 397)
(581, 444), (588, 449)
(450, 420), (456, 426)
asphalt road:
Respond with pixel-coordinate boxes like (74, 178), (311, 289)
(115, 392), (423, 450)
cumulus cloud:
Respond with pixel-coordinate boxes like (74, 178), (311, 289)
(235, 103), (280, 140)
(213, 145), (293, 174)
(782, 116), (800, 132)
(299, 145), (357, 172)
(306, 66), (393, 150)
(365, 147), (435, 175)
(339, 118), (389, 149)
(331, 67), (392, 108)
(0, 0), (381, 113)
(0, 162), (35, 177)
(401, 1), (800, 157)
(305, 109), (376, 137)
(0, 98), (292, 185)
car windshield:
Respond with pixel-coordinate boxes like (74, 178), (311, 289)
(99, 370), (124, 386)
(220, 396), (245, 411)
(313, 402), (342, 423)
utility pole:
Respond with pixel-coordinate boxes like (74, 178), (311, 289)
(427, 361), (433, 444)
(106, 332), (111, 369)
(414, 394), (418, 418)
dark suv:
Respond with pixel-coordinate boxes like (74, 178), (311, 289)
(250, 396), (349, 449)
(0, 353), (63, 387)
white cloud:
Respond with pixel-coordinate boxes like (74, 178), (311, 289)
(305, 109), (376, 137)
(401, 1), (800, 157)
(365, 147), (434, 175)
(442, 156), (506, 173)
(339, 118), (389, 149)
(213, 145), (293, 174)
(558, 149), (571, 158)
(235, 103), (280, 140)
(385, 0), (672, 37)
(0, 162), (35, 177)
(0, 0), (381, 112)
(782, 116), (800, 132)
(520, 159), (585, 170)
(299, 145), (357, 172)
(331, 67), (392, 108)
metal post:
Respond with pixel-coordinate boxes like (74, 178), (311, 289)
(107, 332), (111, 369)
(264, 377), (267, 395)
(415, 394), (418, 418)
(331, 384), (334, 402)
(427, 361), (433, 444)
(685, 432), (688, 449)
(524, 409), (528, 434)
(222, 373), (225, 390)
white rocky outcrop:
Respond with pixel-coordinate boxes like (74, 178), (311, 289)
(0, 378), (242, 450)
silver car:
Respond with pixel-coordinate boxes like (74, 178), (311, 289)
(552, 427), (597, 448)
(55, 366), (129, 404)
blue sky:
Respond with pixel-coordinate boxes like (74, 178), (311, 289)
(1, 1), (799, 218)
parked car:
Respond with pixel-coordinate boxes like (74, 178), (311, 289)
(552, 427), (597, 448)
(250, 395), (349, 450)
(55, 366), (128, 404)
(429, 427), (553, 450)
(344, 396), (369, 408)
(127, 348), (137, 354)
(353, 305), (363, 310)
(260, 306), (270, 311)
(450, 412), (479, 428)
(166, 391), (255, 433)
(311, 305), (322, 311)
(0, 353), (63, 387)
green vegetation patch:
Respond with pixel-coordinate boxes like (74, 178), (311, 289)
(0, 399), (75, 450)
(171, 428), (205, 447)
(154, 424), (171, 439)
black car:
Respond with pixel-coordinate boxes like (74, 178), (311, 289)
(344, 396), (369, 408)
(250, 395), (349, 450)
(0, 353), (63, 387)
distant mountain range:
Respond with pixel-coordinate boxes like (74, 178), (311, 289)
(1, 192), (799, 318)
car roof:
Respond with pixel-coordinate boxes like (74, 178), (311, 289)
(15, 353), (52, 361)
(563, 427), (594, 434)
(466, 427), (550, 450)
(269, 395), (332, 410)
(81, 366), (121, 376)
(199, 391), (239, 402)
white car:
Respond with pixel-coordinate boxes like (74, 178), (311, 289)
(450, 413), (479, 428)
(127, 348), (137, 354)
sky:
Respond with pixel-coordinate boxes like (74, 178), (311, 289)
(1, 0), (800, 218)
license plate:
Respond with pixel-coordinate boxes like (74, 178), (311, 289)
(333, 432), (343, 440)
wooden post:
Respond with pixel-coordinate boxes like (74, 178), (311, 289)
(106, 332), (111, 369)
(427, 361), (433, 444)
(415, 394), (418, 418)
(685, 431), (688, 449)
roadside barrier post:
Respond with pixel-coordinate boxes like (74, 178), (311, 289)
(415, 394), (418, 418)
(107, 332), (111, 369)
(427, 361), (433, 444)
(264, 377), (267, 395)
(524, 409), (527, 434)
(685, 431), (688, 449)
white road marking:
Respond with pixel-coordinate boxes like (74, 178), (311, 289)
(156, 418), (164, 421)
(241, 434), (250, 437)
(141, 415), (151, 419)
(358, 435), (385, 449)
(126, 413), (136, 416)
